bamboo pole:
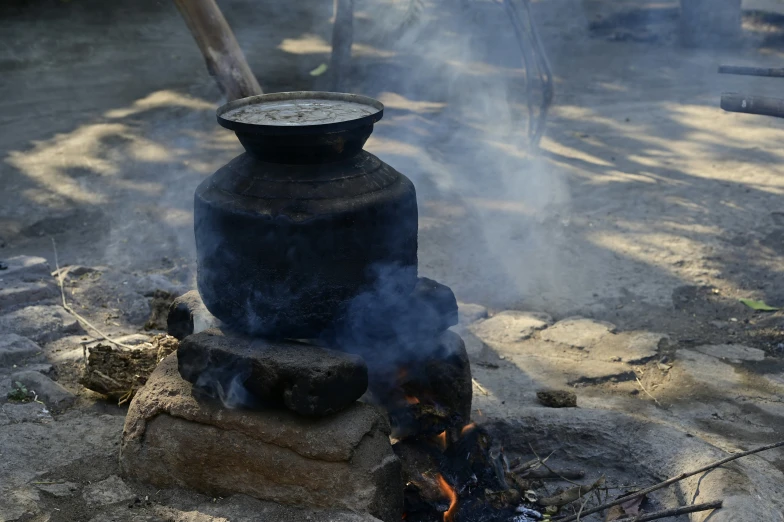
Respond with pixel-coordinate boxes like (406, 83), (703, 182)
(330, 0), (354, 92)
(172, 0), (262, 100)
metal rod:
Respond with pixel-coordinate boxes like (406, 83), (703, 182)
(721, 92), (784, 119)
(719, 65), (784, 78)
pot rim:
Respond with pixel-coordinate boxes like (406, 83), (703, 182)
(216, 91), (384, 136)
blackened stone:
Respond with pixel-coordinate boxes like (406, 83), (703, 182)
(334, 277), (458, 352)
(166, 290), (220, 340)
(178, 329), (368, 416)
(368, 330), (472, 439)
(536, 389), (577, 408)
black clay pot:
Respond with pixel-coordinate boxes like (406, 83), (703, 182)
(194, 92), (419, 338)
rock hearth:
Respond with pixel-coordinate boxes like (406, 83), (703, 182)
(120, 354), (403, 522)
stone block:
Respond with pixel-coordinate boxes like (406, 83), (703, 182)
(10, 370), (76, 411)
(83, 475), (135, 505)
(178, 329), (368, 416)
(166, 290), (221, 340)
(538, 317), (616, 348)
(0, 256), (59, 313)
(694, 344), (766, 363)
(120, 354), (403, 522)
(457, 302), (488, 326)
(470, 310), (553, 344)
(0, 305), (83, 343)
(0, 334), (42, 366)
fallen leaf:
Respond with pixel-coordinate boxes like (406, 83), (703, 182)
(739, 298), (779, 311)
(309, 63), (328, 76)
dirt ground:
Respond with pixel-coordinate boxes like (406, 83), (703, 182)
(3, 0), (784, 520)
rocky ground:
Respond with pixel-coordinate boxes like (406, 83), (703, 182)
(3, 0), (784, 520)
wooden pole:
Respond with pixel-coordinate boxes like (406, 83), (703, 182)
(172, 0), (262, 101)
(330, 0), (354, 92)
(721, 92), (784, 119)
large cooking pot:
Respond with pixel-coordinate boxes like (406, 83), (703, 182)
(194, 92), (418, 338)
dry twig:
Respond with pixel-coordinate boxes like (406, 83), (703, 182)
(624, 500), (722, 522)
(635, 376), (660, 406)
(51, 238), (134, 349)
(557, 440), (784, 522)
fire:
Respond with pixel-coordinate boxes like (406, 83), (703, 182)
(460, 423), (476, 436)
(435, 430), (447, 449)
(405, 396), (420, 405)
(435, 474), (458, 522)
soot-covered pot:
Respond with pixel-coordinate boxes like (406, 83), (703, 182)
(194, 92), (418, 338)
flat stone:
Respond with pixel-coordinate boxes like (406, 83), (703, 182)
(694, 344), (766, 363)
(588, 332), (665, 364)
(0, 401), (53, 424)
(0, 256), (59, 313)
(83, 475), (135, 505)
(0, 305), (83, 343)
(120, 354), (402, 522)
(536, 390), (577, 408)
(35, 481), (80, 497)
(457, 302), (488, 326)
(10, 370), (75, 411)
(539, 317), (616, 348)
(167, 290), (220, 340)
(179, 329), (368, 416)
(469, 310), (553, 344)
(676, 349), (741, 389)
(0, 280), (60, 313)
(0, 334), (42, 366)
(0, 256), (51, 282)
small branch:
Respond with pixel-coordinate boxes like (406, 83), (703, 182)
(51, 238), (135, 350)
(329, 0), (354, 92)
(472, 378), (489, 395)
(721, 92), (784, 119)
(523, 469), (586, 480)
(627, 500), (723, 522)
(556, 440), (784, 522)
(635, 377), (661, 406)
(718, 65), (784, 78)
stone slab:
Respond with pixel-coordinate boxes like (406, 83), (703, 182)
(587, 331), (664, 364)
(178, 329), (368, 416)
(10, 370), (76, 411)
(694, 344), (766, 363)
(676, 349), (741, 389)
(469, 310), (553, 344)
(0, 305), (83, 343)
(539, 316), (616, 348)
(457, 302), (488, 326)
(83, 475), (136, 506)
(0, 256), (59, 313)
(0, 334), (42, 366)
(36, 481), (80, 498)
(167, 290), (221, 340)
(120, 354), (403, 522)
(0, 256), (51, 282)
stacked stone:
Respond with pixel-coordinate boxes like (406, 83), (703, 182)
(121, 277), (472, 522)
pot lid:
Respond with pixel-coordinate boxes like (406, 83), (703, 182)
(217, 91), (384, 135)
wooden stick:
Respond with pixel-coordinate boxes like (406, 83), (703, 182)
(329, 0), (354, 92)
(172, 0), (262, 100)
(556, 439), (784, 522)
(719, 65), (784, 78)
(629, 500), (722, 521)
(721, 92), (784, 119)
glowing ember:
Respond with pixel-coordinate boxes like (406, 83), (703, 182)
(460, 423), (476, 436)
(435, 474), (458, 522)
(435, 430), (447, 449)
(405, 396), (421, 405)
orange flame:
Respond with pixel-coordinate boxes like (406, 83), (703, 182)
(435, 474), (458, 522)
(435, 430), (447, 450)
(460, 423), (476, 436)
(405, 396), (420, 405)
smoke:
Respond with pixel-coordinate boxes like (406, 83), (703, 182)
(350, 0), (572, 310)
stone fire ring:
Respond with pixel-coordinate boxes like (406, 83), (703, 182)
(491, 408), (784, 522)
